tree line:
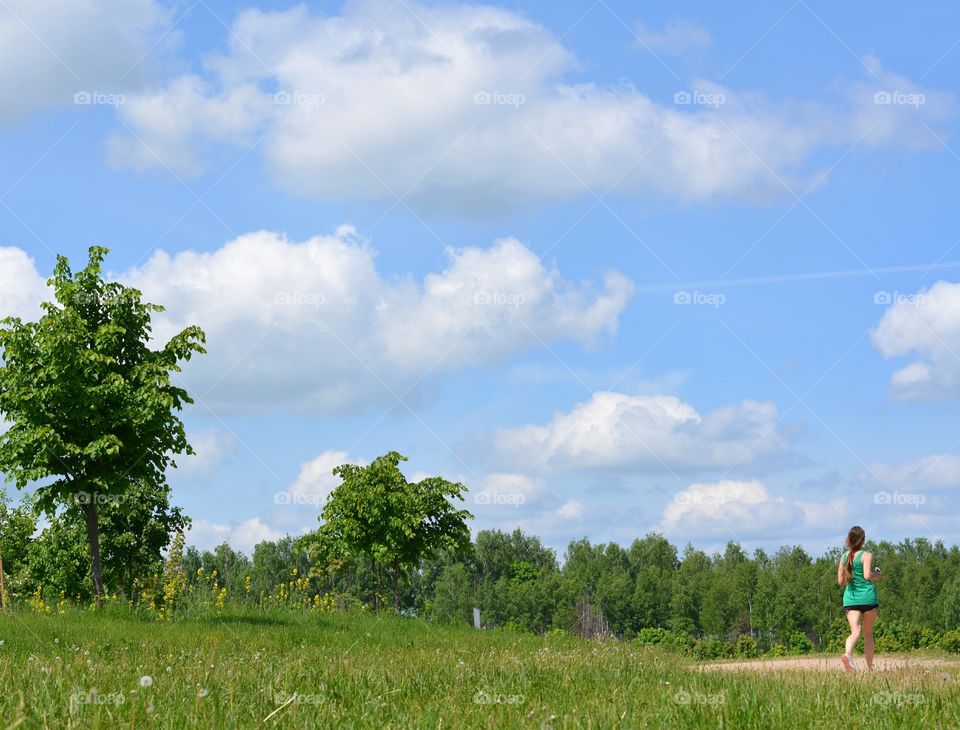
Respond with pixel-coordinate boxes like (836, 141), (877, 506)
(1, 247), (958, 658)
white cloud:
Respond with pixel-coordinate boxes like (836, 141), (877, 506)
(0, 247), (47, 320)
(485, 392), (797, 474)
(186, 516), (288, 554)
(282, 449), (362, 509)
(1, 232), (629, 414)
(118, 229), (631, 413)
(859, 455), (960, 490)
(634, 19), (712, 54)
(659, 479), (850, 540)
(105, 2), (954, 214)
(175, 429), (234, 481)
(871, 281), (960, 400)
(0, 0), (175, 122)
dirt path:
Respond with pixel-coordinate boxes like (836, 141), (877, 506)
(699, 656), (950, 673)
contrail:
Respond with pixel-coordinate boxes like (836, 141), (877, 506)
(635, 261), (960, 293)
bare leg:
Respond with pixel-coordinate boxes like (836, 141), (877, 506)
(843, 610), (861, 668)
(861, 608), (877, 670)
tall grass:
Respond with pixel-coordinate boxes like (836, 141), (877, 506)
(0, 607), (957, 728)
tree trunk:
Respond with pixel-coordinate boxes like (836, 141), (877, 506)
(391, 560), (400, 613)
(0, 552), (7, 611)
(83, 499), (105, 608)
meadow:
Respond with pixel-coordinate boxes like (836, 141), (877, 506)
(1, 608), (957, 729)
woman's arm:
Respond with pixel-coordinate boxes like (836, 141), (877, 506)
(837, 555), (845, 585)
(863, 551), (881, 580)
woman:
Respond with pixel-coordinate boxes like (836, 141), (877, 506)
(836, 525), (882, 671)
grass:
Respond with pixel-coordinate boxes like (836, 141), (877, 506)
(0, 608), (958, 729)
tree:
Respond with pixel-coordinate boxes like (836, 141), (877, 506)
(24, 483), (188, 601)
(302, 451), (473, 612)
(0, 247), (205, 605)
(0, 489), (37, 602)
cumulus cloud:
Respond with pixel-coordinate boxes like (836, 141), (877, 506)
(0, 247), (47, 319)
(484, 392), (798, 475)
(659, 479), (850, 540)
(186, 516), (290, 554)
(0, 0), (175, 122)
(105, 2), (954, 214)
(0, 230), (631, 414)
(871, 281), (960, 400)
(280, 449), (363, 509)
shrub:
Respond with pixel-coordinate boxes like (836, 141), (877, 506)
(734, 635), (761, 659)
(788, 632), (813, 655)
(770, 643), (788, 657)
(940, 630), (960, 654)
(920, 627), (940, 649)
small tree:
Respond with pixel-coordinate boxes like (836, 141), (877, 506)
(303, 451), (473, 612)
(0, 247), (205, 605)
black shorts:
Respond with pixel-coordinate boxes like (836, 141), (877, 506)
(843, 604), (878, 613)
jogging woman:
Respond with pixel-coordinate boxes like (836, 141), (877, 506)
(837, 525), (882, 671)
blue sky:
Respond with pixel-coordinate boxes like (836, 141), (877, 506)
(2, 0), (960, 558)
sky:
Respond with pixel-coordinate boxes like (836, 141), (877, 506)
(2, 0), (960, 560)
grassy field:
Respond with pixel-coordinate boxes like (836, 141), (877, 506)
(0, 609), (958, 729)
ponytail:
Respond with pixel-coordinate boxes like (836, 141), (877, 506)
(843, 526), (865, 584)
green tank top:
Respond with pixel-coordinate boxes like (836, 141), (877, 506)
(842, 551), (878, 606)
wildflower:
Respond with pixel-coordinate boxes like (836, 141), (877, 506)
(140, 676), (153, 688)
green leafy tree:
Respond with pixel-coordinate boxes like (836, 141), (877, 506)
(0, 489), (37, 599)
(24, 482), (188, 601)
(303, 451), (473, 612)
(0, 247), (205, 604)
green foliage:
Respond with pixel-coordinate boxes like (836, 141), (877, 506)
(21, 482), (188, 601)
(301, 451), (473, 611)
(734, 635), (761, 658)
(428, 563), (473, 624)
(0, 246), (205, 598)
(787, 631), (813, 655)
(940, 630), (960, 654)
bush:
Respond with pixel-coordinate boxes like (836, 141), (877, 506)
(734, 635), (761, 659)
(940, 630), (960, 654)
(920, 627), (940, 649)
(770, 643), (788, 657)
(634, 627), (671, 647)
(788, 632), (813, 655)
(633, 628), (693, 655)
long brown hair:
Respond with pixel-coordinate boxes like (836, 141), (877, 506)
(843, 526), (865, 584)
